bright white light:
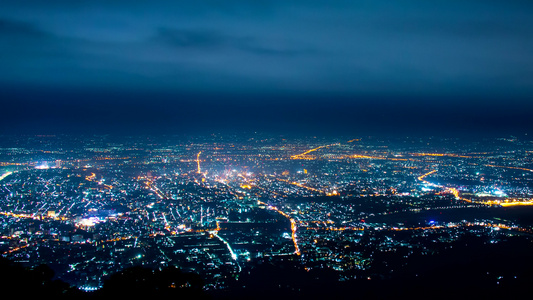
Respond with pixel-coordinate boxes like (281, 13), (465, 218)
(493, 189), (506, 196)
(35, 163), (49, 169)
(77, 217), (100, 227)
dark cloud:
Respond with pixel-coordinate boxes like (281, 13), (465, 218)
(1, 1), (532, 97)
(153, 28), (227, 49)
(0, 19), (50, 38)
(238, 39), (314, 57)
(0, 0), (532, 135)
(152, 27), (313, 58)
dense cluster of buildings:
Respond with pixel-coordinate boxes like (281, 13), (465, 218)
(0, 134), (532, 291)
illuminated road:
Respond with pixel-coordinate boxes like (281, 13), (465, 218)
(483, 199), (533, 207)
(275, 178), (325, 194)
(84, 172), (113, 189)
(1, 210), (68, 222)
(196, 151), (202, 174)
(417, 170), (471, 203)
(291, 143), (340, 159)
(85, 172), (96, 181)
(210, 230), (241, 272)
(142, 176), (168, 199)
(417, 170), (533, 206)
(412, 153), (472, 158)
(417, 170), (438, 185)
(385, 221), (533, 234)
(1, 211), (38, 220)
(486, 164), (533, 173)
(0, 171), (13, 182)
(258, 201), (301, 255)
(345, 154), (408, 161)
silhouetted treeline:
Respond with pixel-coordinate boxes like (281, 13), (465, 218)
(0, 257), (84, 298)
(2, 234), (533, 300)
(0, 257), (208, 299)
(95, 265), (208, 298)
(214, 235), (533, 300)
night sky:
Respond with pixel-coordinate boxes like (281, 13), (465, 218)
(1, 0), (532, 137)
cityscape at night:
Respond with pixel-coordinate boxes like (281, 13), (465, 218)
(1, 1), (533, 299)
(1, 134), (533, 298)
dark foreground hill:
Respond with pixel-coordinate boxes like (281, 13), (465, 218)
(2, 235), (533, 300)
